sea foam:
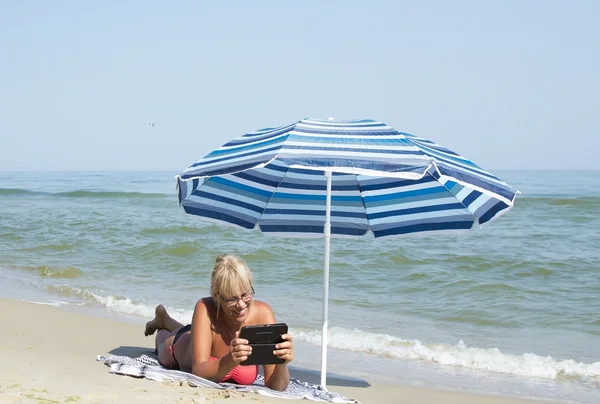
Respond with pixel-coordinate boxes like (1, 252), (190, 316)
(50, 285), (600, 382)
(293, 327), (600, 381)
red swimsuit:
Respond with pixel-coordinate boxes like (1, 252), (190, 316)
(209, 356), (258, 384)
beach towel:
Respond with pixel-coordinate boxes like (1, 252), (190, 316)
(97, 354), (358, 403)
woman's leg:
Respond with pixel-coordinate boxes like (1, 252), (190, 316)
(155, 329), (177, 368)
(172, 331), (193, 372)
(145, 304), (185, 335)
(145, 305), (190, 369)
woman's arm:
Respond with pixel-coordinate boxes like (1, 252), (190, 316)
(264, 361), (291, 391)
(190, 299), (240, 382)
(257, 301), (293, 391)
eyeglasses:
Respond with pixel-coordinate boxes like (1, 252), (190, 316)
(221, 287), (255, 307)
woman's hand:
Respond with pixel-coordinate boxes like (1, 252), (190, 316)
(274, 333), (294, 364)
(229, 331), (252, 364)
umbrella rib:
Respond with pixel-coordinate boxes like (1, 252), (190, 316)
(255, 162), (292, 228)
(430, 161), (517, 206)
(426, 163), (478, 225)
(355, 174), (373, 236)
(428, 162), (492, 226)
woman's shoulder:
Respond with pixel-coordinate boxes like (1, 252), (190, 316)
(193, 297), (219, 332)
(194, 297), (217, 315)
(249, 299), (276, 323)
(252, 299), (272, 310)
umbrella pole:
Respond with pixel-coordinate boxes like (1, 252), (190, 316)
(320, 170), (332, 389)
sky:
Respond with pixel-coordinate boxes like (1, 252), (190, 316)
(1, 1), (599, 172)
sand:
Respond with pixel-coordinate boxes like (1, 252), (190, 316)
(0, 298), (551, 403)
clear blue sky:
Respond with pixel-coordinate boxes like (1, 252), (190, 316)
(1, 1), (598, 171)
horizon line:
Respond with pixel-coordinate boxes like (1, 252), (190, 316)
(1, 168), (600, 173)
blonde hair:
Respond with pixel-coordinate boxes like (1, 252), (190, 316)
(211, 254), (254, 318)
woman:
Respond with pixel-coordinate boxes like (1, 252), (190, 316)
(144, 254), (294, 391)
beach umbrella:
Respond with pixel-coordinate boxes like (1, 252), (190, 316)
(176, 118), (518, 388)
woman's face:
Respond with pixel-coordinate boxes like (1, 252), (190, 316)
(220, 286), (254, 323)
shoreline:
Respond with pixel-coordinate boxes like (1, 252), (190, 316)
(0, 297), (552, 403)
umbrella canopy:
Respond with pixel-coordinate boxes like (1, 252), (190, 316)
(176, 118), (518, 387)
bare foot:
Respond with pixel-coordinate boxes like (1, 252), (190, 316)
(144, 304), (168, 336)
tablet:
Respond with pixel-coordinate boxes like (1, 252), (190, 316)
(239, 323), (288, 366)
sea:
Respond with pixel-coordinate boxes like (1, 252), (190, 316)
(0, 170), (599, 403)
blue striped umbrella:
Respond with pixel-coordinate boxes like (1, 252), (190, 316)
(176, 118), (518, 387)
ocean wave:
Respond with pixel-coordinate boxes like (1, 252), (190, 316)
(0, 188), (44, 196)
(25, 300), (66, 306)
(21, 243), (74, 252)
(464, 283), (520, 293)
(55, 190), (168, 199)
(549, 197), (600, 206)
(510, 266), (555, 277)
(0, 232), (24, 241)
(438, 314), (521, 328)
(44, 285), (194, 324)
(46, 284), (96, 300)
(138, 242), (202, 257)
(140, 226), (204, 236)
(519, 196), (600, 207)
(15, 265), (82, 279)
(242, 248), (280, 262)
(0, 188), (168, 200)
(293, 328), (600, 381)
